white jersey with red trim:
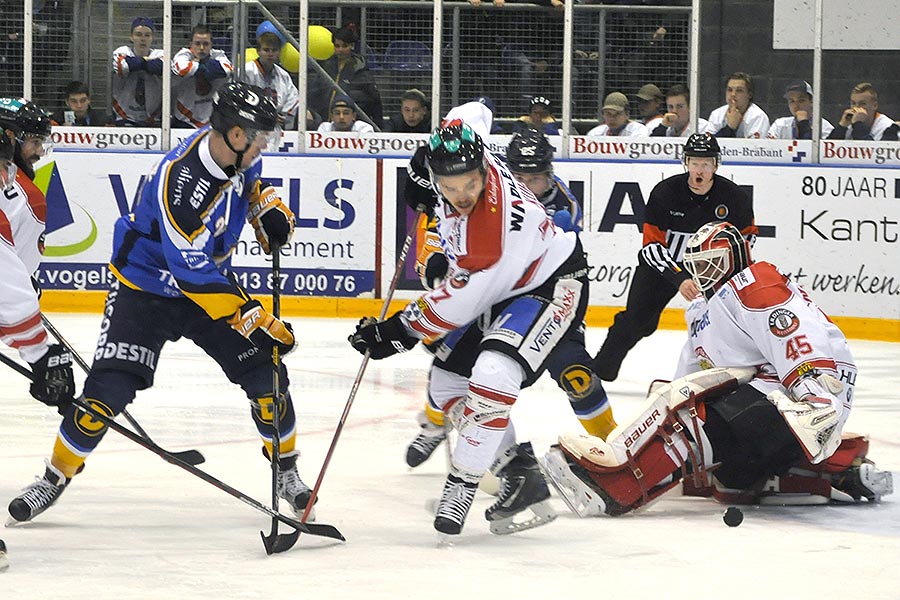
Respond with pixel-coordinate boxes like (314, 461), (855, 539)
(675, 261), (855, 427)
(171, 47), (234, 127)
(0, 170), (49, 363)
(241, 60), (299, 129)
(404, 153), (577, 339)
(111, 45), (165, 124)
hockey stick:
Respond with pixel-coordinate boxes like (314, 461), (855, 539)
(39, 315), (205, 466)
(2, 351), (343, 541)
(260, 247), (300, 554)
(301, 205), (425, 523)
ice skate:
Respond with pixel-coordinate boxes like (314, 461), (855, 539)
(485, 442), (557, 534)
(433, 474), (477, 537)
(276, 455), (316, 521)
(7, 461), (70, 524)
(405, 411), (446, 468)
(833, 461), (893, 502)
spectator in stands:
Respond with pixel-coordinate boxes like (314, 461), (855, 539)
(171, 24), (233, 128)
(587, 92), (649, 137)
(633, 84), (664, 131)
(703, 72), (769, 138)
(511, 96), (562, 135)
(312, 26), (383, 130)
(242, 21), (300, 129)
(826, 82), (898, 141)
(50, 81), (110, 127)
(768, 80), (833, 140)
(111, 16), (164, 127)
(384, 89), (430, 133)
(317, 94), (374, 133)
(650, 84), (708, 137)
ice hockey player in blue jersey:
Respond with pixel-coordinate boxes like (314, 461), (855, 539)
(8, 82), (315, 524)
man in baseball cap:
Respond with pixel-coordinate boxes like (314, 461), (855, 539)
(633, 83), (664, 130)
(318, 93), (374, 133)
(767, 79), (833, 139)
(587, 92), (649, 137)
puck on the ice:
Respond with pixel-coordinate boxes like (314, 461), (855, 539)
(723, 506), (743, 527)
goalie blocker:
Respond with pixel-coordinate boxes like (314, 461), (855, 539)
(541, 368), (893, 517)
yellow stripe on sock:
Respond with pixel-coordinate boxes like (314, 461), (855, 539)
(578, 407), (618, 440)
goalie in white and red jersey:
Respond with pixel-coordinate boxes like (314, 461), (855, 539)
(542, 221), (892, 516)
(350, 121), (589, 536)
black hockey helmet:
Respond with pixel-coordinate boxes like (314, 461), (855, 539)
(683, 221), (751, 300)
(0, 129), (16, 191)
(682, 132), (720, 166)
(425, 120), (486, 177)
(0, 97), (52, 140)
(506, 127), (554, 174)
(210, 82), (279, 137)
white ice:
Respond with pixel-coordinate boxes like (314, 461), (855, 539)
(1, 315), (898, 599)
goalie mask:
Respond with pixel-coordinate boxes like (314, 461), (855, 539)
(683, 221), (751, 300)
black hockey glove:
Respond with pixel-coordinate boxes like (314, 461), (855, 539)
(29, 344), (76, 412)
(404, 146), (438, 218)
(348, 312), (419, 359)
(422, 252), (449, 290)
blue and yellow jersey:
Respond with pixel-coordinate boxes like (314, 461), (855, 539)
(109, 127), (261, 320)
(543, 175), (583, 233)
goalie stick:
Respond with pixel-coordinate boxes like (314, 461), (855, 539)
(39, 315), (206, 467)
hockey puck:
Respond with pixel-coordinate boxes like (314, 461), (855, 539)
(723, 506), (743, 527)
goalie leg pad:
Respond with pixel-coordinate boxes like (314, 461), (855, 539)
(551, 368), (757, 515)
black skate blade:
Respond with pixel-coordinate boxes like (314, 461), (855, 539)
(260, 528), (301, 555)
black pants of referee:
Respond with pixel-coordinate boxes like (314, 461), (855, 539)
(593, 262), (678, 381)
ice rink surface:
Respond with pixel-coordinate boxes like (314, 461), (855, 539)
(1, 314), (898, 599)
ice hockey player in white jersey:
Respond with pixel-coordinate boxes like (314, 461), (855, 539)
(111, 17), (165, 126)
(542, 221), (892, 516)
(241, 21), (300, 129)
(171, 24), (234, 128)
(0, 98), (75, 412)
(350, 121), (589, 537)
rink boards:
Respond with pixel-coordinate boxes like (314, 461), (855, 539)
(36, 146), (899, 341)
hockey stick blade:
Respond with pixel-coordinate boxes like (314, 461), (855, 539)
(260, 527), (301, 555)
(0, 352), (205, 466)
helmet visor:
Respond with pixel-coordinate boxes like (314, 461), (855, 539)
(246, 126), (282, 152)
(0, 158), (17, 192)
(18, 133), (54, 163)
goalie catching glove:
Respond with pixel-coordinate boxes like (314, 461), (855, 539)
(348, 312), (419, 359)
(247, 182), (294, 254)
(29, 344), (76, 412)
(228, 300), (295, 353)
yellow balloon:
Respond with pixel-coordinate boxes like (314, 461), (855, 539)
(308, 25), (334, 61)
(281, 43), (300, 73)
(245, 47), (259, 64)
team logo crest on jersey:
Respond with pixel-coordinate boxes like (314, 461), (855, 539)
(714, 204), (729, 219)
(695, 346), (714, 370)
(768, 308), (800, 337)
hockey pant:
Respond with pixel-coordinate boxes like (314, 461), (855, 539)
(426, 273), (589, 482)
(51, 281), (296, 478)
